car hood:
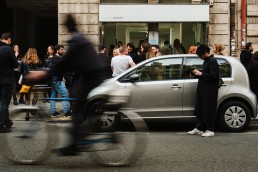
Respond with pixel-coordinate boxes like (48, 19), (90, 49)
(87, 77), (119, 100)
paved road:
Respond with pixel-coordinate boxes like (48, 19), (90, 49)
(1, 118), (258, 172)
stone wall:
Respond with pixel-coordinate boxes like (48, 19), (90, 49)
(209, 0), (230, 55)
(58, 0), (100, 47)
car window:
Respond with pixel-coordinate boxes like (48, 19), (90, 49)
(183, 57), (231, 79)
(183, 57), (203, 79)
(217, 58), (231, 78)
(120, 58), (183, 82)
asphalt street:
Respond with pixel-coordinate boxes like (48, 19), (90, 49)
(1, 102), (258, 172)
(1, 120), (258, 172)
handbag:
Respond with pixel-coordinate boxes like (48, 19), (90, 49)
(18, 75), (23, 85)
(19, 85), (31, 93)
(218, 77), (224, 88)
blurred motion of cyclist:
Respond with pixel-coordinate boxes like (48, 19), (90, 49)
(26, 14), (110, 155)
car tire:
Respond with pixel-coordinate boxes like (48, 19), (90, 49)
(89, 101), (121, 132)
(218, 101), (251, 132)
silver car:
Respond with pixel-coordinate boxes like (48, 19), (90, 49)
(88, 54), (257, 132)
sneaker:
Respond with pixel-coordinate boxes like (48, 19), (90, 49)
(187, 128), (203, 135)
(19, 99), (25, 104)
(51, 112), (61, 117)
(0, 127), (12, 133)
(64, 111), (72, 117)
(13, 99), (18, 105)
(201, 130), (214, 137)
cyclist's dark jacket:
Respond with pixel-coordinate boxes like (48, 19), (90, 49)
(0, 41), (18, 86)
(50, 32), (109, 81)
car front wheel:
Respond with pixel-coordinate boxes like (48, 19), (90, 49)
(89, 102), (121, 132)
(218, 101), (251, 132)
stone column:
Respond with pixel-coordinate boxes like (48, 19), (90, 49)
(58, 0), (100, 48)
(209, 1), (230, 55)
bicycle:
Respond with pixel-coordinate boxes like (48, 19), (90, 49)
(0, 85), (149, 166)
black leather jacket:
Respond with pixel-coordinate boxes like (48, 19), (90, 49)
(0, 41), (18, 86)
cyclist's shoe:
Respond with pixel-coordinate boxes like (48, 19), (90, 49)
(51, 112), (61, 118)
(53, 145), (80, 156)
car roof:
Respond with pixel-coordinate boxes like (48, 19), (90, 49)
(135, 54), (241, 66)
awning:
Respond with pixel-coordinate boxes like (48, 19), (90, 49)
(99, 4), (209, 22)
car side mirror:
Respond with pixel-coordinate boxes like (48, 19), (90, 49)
(130, 74), (139, 82)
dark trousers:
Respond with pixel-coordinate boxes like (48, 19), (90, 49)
(12, 82), (24, 101)
(0, 85), (13, 125)
(195, 94), (215, 132)
(70, 76), (102, 144)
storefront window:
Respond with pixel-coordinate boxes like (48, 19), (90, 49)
(102, 22), (207, 54)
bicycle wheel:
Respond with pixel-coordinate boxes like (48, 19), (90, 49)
(90, 109), (149, 166)
(0, 106), (57, 165)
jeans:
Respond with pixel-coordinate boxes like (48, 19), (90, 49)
(50, 81), (70, 114)
(0, 85), (13, 125)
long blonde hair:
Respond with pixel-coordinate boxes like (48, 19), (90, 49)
(213, 44), (225, 55)
(24, 48), (40, 65)
(188, 46), (197, 54)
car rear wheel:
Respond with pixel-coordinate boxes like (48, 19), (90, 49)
(218, 101), (251, 132)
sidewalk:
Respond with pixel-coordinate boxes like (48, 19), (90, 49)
(9, 100), (72, 122)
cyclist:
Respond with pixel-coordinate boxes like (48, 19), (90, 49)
(27, 14), (110, 155)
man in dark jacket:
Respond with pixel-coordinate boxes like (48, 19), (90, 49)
(49, 44), (71, 117)
(0, 32), (18, 133)
(188, 44), (219, 137)
(97, 44), (112, 78)
(240, 42), (253, 69)
(27, 14), (110, 155)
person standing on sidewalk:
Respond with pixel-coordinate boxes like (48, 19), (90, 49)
(12, 44), (25, 105)
(188, 44), (219, 137)
(111, 45), (135, 77)
(240, 42), (253, 69)
(49, 44), (71, 117)
(0, 33), (18, 132)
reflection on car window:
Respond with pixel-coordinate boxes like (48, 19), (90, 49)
(120, 58), (183, 82)
(135, 58), (183, 82)
(183, 57), (231, 79)
(217, 59), (231, 78)
(183, 57), (203, 79)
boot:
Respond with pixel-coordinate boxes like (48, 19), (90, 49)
(19, 98), (25, 104)
(13, 98), (18, 105)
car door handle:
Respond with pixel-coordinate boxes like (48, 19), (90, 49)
(171, 84), (181, 88)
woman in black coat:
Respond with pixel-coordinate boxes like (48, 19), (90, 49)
(188, 44), (219, 137)
(247, 51), (258, 100)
